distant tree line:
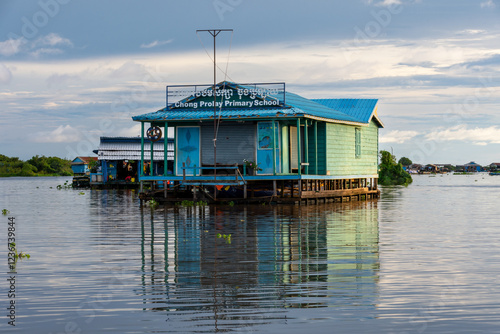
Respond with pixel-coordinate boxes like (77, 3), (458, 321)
(0, 154), (73, 177)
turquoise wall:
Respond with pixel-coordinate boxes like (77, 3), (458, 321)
(306, 121), (327, 175)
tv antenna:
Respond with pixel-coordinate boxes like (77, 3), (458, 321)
(196, 29), (233, 199)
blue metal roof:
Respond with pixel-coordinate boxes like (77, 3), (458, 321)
(312, 99), (378, 123)
(132, 82), (381, 126)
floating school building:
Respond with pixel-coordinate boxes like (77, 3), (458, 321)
(132, 82), (383, 203)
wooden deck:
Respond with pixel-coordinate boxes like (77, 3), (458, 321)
(138, 175), (379, 205)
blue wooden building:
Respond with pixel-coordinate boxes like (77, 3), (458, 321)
(71, 156), (97, 175)
(132, 82), (383, 203)
(90, 136), (174, 187)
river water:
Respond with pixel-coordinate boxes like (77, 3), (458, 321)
(1, 174), (500, 333)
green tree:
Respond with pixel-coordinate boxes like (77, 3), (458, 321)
(1, 154), (73, 177)
(379, 150), (413, 186)
(19, 163), (37, 176)
(398, 156), (412, 166)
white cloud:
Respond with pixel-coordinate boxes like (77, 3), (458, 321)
(377, 0), (402, 6)
(30, 48), (64, 58)
(0, 38), (25, 57)
(109, 60), (148, 78)
(481, 0), (496, 8)
(380, 130), (419, 143)
(0, 33), (72, 58)
(140, 39), (173, 49)
(0, 64), (12, 84)
(34, 33), (73, 48)
(458, 29), (487, 35)
(116, 124), (141, 137)
(32, 125), (83, 143)
(425, 125), (500, 145)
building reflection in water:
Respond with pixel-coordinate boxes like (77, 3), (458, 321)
(138, 201), (379, 330)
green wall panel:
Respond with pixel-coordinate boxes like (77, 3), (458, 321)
(325, 120), (379, 176)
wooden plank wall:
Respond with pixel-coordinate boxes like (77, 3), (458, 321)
(325, 120), (379, 176)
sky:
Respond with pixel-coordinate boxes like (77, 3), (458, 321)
(1, 0), (499, 165)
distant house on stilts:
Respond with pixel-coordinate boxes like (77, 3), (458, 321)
(89, 136), (174, 188)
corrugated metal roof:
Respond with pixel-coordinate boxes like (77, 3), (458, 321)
(312, 99), (378, 123)
(132, 82), (381, 126)
(98, 151), (173, 161)
(96, 137), (174, 161)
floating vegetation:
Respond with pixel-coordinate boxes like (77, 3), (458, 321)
(216, 233), (232, 244)
(177, 200), (207, 207)
(9, 242), (31, 260)
(57, 181), (73, 190)
(146, 199), (159, 209)
(78, 192), (85, 195)
(2, 209), (10, 215)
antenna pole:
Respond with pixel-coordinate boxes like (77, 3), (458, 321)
(197, 29), (232, 199)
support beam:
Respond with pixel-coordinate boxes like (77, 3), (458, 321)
(150, 132), (154, 177)
(297, 118), (301, 176)
(304, 119), (309, 175)
(164, 122), (168, 176)
(314, 120), (318, 175)
(272, 120), (276, 175)
(140, 122), (145, 177)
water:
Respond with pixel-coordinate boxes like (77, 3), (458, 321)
(1, 174), (500, 333)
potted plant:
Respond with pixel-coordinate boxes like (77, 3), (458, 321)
(243, 159), (262, 175)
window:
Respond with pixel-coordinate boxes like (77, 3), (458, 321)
(355, 128), (361, 158)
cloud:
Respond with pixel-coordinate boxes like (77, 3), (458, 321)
(458, 29), (487, 35)
(32, 125), (83, 143)
(109, 60), (148, 78)
(377, 0), (402, 5)
(425, 125), (500, 145)
(365, 0), (421, 6)
(46, 73), (81, 88)
(0, 33), (72, 58)
(0, 64), (12, 84)
(117, 124), (141, 137)
(481, 0), (496, 8)
(0, 38), (25, 56)
(140, 39), (173, 49)
(33, 33), (73, 48)
(380, 130), (419, 143)
(30, 48), (64, 58)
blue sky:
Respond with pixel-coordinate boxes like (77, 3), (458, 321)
(1, 0), (499, 165)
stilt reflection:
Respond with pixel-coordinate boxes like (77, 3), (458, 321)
(138, 202), (379, 331)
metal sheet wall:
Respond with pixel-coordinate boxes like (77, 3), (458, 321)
(200, 122), (256, 165)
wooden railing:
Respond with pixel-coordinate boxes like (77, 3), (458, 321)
(181, 163), (246, 184)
